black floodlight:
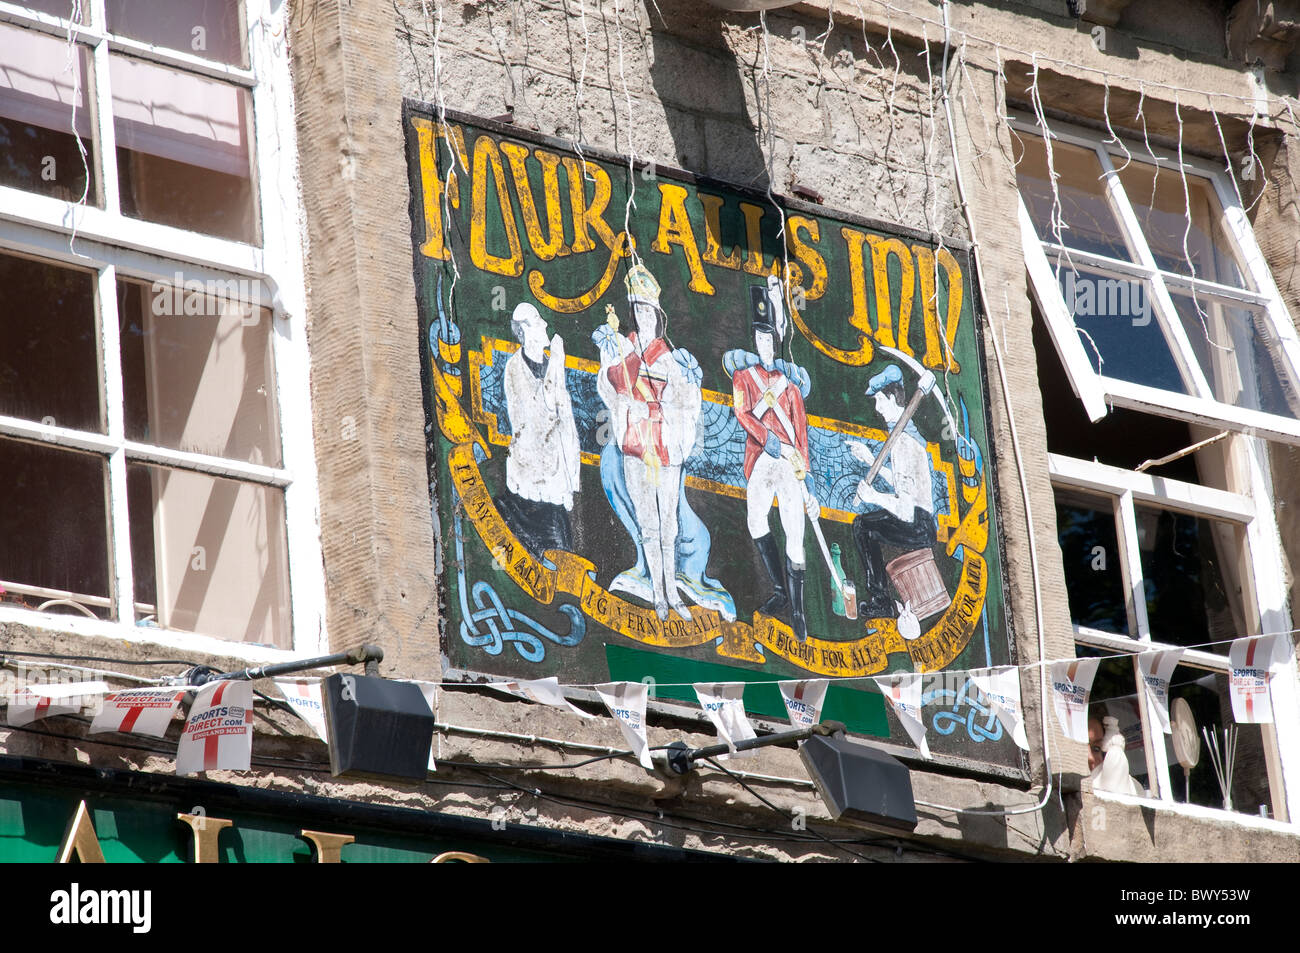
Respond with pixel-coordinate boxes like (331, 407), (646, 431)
(798, 731), (917, 834)
(322, 673), (436, 782)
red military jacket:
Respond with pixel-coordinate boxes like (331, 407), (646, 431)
(605, 333), (672, 465)
(732, 361), (810, 479)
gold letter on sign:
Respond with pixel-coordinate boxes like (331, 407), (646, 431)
(652, 183), (715, 295)
(58, 801), (105, 863)
(302, 830), (356, 863)
(177, 812), (234, 863)
(470, 134), (524, 277)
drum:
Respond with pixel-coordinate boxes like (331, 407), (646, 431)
(885, 548), (951, 619)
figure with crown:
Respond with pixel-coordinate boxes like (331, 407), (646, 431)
(592, 262), (734, 623)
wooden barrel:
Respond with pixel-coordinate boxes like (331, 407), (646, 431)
(885, 548), (950, 619)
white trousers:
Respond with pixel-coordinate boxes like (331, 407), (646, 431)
(746, 452), (805, 565)
(625, 458), (682, 603)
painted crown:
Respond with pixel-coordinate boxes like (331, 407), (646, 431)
(624, 263), (661, 308)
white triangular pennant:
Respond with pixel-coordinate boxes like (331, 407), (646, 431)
(873, 673), (931, 759)
(273, 678), (330, 743)
(415, 680), (438, 772)
(693, 682), (756, 759)
(1227, 634), (1288, 725)
(1136, 649), (1184, 734)
(176, 681), (254, 775)
(1049, 658), (1101, 743)
(969, 666), (1030, 750)
(6, 689), (80, 727)
(489, 677), (595, 718)
(778, 679), (829, 730)
(595, 681), (653, 770)
(89, 688), (186, 738)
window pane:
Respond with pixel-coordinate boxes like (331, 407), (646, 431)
(0, 249), (103, 432)
(0, 24), (97, 203)
(1055, 265), (1188, 394)
(0, 438), (111, 619)
(1169, 291), (1300, 419)
(1016, 132), (1133, 262)
(111, 54), (258, 244)
(106, 0), (247, 68)
(128, 463), (290, 648)
(1135, 506), (1245, 653)
(1115, 160), (1249, 289)
(18, 0), (84, 21)
(1165, 664), (1273, 817)
(117, 278), (281, 466)
(1056, 491), (1128, 634)
(1080, 648), (1151, 794)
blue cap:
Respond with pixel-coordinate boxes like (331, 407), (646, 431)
(866, 363), (903, 396)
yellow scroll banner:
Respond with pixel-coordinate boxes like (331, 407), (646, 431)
(437, 362), (988, 677)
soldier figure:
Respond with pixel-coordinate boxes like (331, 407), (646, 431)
(727, 276), (819, 642)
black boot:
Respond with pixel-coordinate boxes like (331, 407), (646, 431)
(755, 534), (789, 617)
(788, 560), (807, 642)
(853, 514), (896, 619)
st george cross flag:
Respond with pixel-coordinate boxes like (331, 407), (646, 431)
(778, 679), (829, 730)
(90, 688), (187, 738)
(873, 673), (931, 759)
(1228, 634), (1291, 724)
(176, 681), (254, 775)
(969, 666), (1030, 750)
(489, 676), (595, 718)
(1136, 649), (1184, 734)
(6, 689), (81, 727)
(595, 681), (653, 770)
(1049, 658), (1101, 743)
(273, 678), (330, 743)
(693, 683), (756, 759)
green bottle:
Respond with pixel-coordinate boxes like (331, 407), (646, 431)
(830, 543), (847, 617)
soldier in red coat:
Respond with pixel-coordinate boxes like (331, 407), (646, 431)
(727, 277), (819, 641)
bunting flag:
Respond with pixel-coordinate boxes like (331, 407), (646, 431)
(693, 682), (756, 759)
(968, 666), (1030, 750)
(1048, 658), (1101, 743)
(415, 680), (438, 772)
(175, 681), (254, 776)
(1136, 649), (1184, 734)
(11, 680), (110, 699)
(6, 689), (81, 727)
(489, 676), (596, 718)
(89, 688), (187, 738)
(873, 673), (931, 759)
(273, 678), (330, 743)
(1228, 634), (1288, 724)
(778, 679), (829, 730)
(595, 681), (653, 770)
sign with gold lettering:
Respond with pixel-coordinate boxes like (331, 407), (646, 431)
(405, 103), (1018, 767)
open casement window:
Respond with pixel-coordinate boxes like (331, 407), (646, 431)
(1012, 115), (1300, 445)
(0, 1), (323, 658)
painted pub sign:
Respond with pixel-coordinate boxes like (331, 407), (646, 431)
(405, 102), (1019, 769)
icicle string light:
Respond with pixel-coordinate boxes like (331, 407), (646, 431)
(613, 0), (641, 265)
(64, 0), (90, 257)
(424, 0), (465, 318)
(757, 10), (795, 364)
(1101, 80), (1133, 175)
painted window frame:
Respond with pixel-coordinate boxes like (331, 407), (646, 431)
(0, 0), (326, 662)
(1013, 113), (1300, 445)
(1012, 113), (1300, 822)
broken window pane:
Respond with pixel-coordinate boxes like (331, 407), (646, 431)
(0, 249), (102, 433)
(1169, 291), (1300, 420)
(111, 54), (258, 244)
(0, 438), (110, 619)
(1015, 132), (1132, 262)
(117, 277), (281, 466)
(128, 462), (290, 648)
(106, 0), (247, 68)
(1054, 264), (1187, 393)
(1135, 506), (1246, 653)
(1116, 160), (1249, 290)
(1056, 490), (1128, 635)
(0, 23), (97, 203)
